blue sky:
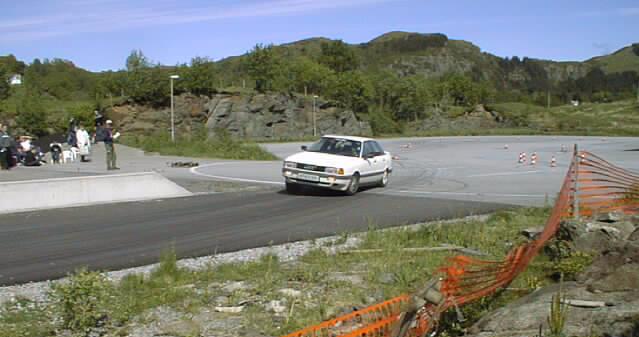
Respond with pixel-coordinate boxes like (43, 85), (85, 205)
(1, 0), (638, 71)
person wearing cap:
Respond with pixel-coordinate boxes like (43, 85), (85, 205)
(103, 120), (120, 170)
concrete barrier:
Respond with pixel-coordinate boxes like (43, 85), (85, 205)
(0, 172), (192, 214)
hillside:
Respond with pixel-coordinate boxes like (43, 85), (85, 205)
(1, 31), (638, 138)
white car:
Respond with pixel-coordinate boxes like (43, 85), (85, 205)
(282, 135), (393, 195)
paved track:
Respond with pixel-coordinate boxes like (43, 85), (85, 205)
(1, 136), (636, 285)
(0, 190), (504, 286)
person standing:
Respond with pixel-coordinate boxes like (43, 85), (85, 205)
(0, 124), (14, 170)
(76, 124), (91, 162)
(103, 120), (120, 170)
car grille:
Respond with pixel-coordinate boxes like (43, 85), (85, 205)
(296, 163), (326, 172)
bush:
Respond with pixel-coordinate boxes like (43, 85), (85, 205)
(368, 109), (403, 135)
(50, 269), (113, 332)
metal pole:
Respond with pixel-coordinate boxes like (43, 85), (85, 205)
(312, 96), (317, 137)
(170, 78), (175, 142)
(573, 144), (579, 219)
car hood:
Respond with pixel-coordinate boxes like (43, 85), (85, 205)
(284, 151), (364, 168)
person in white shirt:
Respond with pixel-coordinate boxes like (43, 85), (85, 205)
(76, 124), (91, 162)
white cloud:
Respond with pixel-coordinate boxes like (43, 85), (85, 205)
(0, 0), (397, 42)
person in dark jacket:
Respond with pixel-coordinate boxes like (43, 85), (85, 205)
(0, 123), (14, 170)
(103, 120), (120, 170)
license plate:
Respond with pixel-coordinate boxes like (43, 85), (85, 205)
(297, 173), (319, 182)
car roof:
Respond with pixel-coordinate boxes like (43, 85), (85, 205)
(321, 135), (375, 142)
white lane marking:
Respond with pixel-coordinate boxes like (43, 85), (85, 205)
(190, 162), (284, 186)
(467, 170), (541, 178)
(389, 190), (548, 198)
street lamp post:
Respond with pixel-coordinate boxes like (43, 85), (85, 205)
(312, 95), (318, 137)
(169, 75), (180, 142)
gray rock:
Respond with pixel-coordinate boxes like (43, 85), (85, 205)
(595, 211), (624, 223)
(521, 227), (544, 240)
(378, 272), (395, 285)
(266, 299), (287, 314)
(629, 228), (639, 242)
(221, 281), (249, 293)
(279, 288), (302, 298)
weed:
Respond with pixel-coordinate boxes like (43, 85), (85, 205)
(547, 283), (568, 337)
(49, 268), (113, 332)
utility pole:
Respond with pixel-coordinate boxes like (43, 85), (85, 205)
(170, 75), (180, 142)
(312, 95), (318, 137)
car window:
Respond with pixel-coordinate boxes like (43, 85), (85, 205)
(372, 141), (384, 154)
(307, 137), (362, 157)
(363, 141), (375, 157)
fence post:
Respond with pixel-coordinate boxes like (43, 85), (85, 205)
(573, 144), (580, 220)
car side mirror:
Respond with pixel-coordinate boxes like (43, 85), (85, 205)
(301, 145), (307, 151)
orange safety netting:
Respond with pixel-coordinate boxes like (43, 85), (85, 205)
(282, 148), (639, 337)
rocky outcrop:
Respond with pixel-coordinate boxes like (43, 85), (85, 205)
(467, 214), (639, 337)
(108, 93), (372, 140)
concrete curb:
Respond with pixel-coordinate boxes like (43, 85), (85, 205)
(0, 172), (192, 214)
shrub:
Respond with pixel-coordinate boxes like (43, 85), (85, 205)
(50, 269), (113, 332)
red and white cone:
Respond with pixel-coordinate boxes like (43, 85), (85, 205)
(550, 156), (557, 167)
(530, 152), (537, 165)
(519, 152), (526, 164)
(504, 144), (509, 150)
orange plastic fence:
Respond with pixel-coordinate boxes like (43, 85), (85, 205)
(282, 149), (639, 337)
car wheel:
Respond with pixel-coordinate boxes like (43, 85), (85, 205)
(346, 174), (360, 196)
(285, 182), (299, 194)
(378, 169), (389, 187)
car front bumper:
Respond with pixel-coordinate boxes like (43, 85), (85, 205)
(282, 169), (352, 191)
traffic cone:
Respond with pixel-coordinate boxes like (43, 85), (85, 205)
(519, 152), (527, 164)
(504, 144), (509, 150)
(560, 144), (567, 153)
(530, 152), (537, 165)
(550, 156), (557, 167)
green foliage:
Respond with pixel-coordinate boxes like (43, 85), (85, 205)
(15, 93), (48, 136)
(319, 40), (359, 73)
(152, 246), (181, 282)
(50, 269), (113, 332)
(548, 251), (593, 281)
(368, 108), (403, 135)
(0, 69), (9, 100)
(633, 44), (639, 57)
(123, 130), (278, 160)
(177, 57), (218, 96)
(126, 49), (151, 72)
(23, 58), (96, 101)
(0, 298), (55, 337)
(246, 44), (281, 92)
(288, 57), (335, 95)
(126, 66), (171, 106)
(547, 285), (568, 337)
(325, 71), (372, 112)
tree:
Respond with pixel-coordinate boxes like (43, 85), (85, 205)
(127, 66), (171, 106)
(319, 40), (359, 73)
(289, 57), (335, 95)
(326, 71), (372, 112)
(0, 69), (9, 100)
(633, 44), (639, 57)
(16, 94), (48, 136)
(179, 57), (218, 96)
(246, 44), (281, 92)
(126, 50), (151, 72)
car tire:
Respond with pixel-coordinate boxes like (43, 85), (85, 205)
(346, 173), (360, 196)
(285, 182), (299, 194)
(378, 169), (389, 188)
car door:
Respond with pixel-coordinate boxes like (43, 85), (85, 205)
(361, 141), (384, 184)
(371, 141), (390, 172)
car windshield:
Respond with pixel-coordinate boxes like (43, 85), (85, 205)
(307, 137), (362, 157)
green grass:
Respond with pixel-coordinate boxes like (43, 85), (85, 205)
(0, 207), (568, 337)
(122, 130), (278, 161)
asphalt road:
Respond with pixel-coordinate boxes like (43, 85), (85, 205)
(0, 189), (505, 286)
(1, 135), (636, 285)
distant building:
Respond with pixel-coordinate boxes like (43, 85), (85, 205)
(9, 74), (22, 85)
(571, 100), (580, 107)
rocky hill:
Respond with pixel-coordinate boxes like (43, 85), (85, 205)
(107, 92), (372, 140)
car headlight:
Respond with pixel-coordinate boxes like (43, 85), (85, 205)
(325, 167), (345, 175)
(284, 161), (297, 169)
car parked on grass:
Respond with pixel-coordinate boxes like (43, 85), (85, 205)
(282, 135), (393, 195)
